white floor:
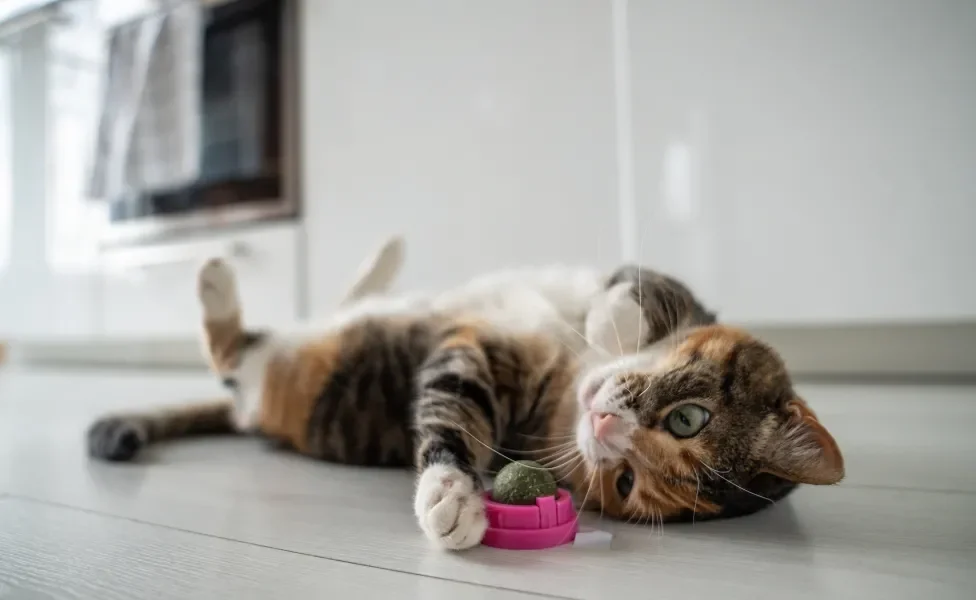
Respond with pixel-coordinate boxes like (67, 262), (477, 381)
(0, 367), (973, 599)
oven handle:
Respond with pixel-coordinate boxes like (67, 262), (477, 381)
(100, 240), (250, 275)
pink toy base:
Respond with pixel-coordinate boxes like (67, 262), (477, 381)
(481, 489), (578, 550)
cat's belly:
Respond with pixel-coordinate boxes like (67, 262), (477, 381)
(432, 266), (605, 350)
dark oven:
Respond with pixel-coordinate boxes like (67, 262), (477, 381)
(102, 0), (297, 247)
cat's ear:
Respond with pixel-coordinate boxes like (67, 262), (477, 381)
(762, 397), (845, 485)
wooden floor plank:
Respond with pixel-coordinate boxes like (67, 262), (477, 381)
(1, 368), (974, 599)
(0, 497), (551, 600)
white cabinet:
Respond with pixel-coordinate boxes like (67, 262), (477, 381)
(0, 19), (101, 340)
(300, 0), (621, 310)
(627, 0), (976, 323)
(98, 224), (300, 336)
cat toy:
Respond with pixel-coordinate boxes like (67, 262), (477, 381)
(481, 460), (581, 550)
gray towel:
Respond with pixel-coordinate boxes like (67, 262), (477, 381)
(88, 1), (202, 200)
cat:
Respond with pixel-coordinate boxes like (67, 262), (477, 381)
(87, 247), (844, 551)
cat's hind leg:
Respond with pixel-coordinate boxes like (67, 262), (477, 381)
(87, 399), (235, 461)
(88, 258), (251, 462)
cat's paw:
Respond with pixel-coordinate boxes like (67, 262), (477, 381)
(87, 417), (147, 462)
(198, 258), (240, 320)
(585, 282), (647, 356)
(414, 464), (488, 550)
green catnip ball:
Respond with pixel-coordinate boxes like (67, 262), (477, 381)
(491, 460), (558, 505)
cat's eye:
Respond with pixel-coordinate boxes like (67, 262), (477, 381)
(664, 404), (710, 438)
(615, 467), (634, 498)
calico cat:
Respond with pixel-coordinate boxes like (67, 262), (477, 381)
(87, 256), (844, 551)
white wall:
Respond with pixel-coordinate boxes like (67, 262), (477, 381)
(301, 0), (622, 311)
(302, 0), (976, 324)
(626, 0), (976, 324)
(302, 0), (976, 323)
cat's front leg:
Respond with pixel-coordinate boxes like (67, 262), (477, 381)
(412, 327), (504, 550)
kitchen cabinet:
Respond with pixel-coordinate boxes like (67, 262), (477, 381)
(0, 18), (101, 339)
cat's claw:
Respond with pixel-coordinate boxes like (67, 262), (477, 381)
(87, 417), (147, 462)
(414, 464), (488, 550)
(198, 258), (240, 320)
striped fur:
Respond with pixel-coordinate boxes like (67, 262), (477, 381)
(87, 256), (843, 550)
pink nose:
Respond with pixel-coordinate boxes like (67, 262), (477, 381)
(591, 412), (621, 441)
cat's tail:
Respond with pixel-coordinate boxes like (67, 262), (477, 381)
(336, 235), (406, 307)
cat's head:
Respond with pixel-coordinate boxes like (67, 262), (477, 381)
(572, 324), (844, 522)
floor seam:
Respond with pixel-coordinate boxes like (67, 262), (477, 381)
(3, 493), (577, 600)
(837, 482), (976, 496)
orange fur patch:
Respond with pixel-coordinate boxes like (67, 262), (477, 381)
(680, 324), (750, 362)
(258, 335), (343, 454)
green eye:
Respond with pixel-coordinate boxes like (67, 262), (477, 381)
(665, 404), (710, 438)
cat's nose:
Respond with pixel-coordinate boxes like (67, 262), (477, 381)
(591, 412), (622, 441)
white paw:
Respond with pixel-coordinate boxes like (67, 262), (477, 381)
(198, 258), (240, 320)
(414, 464), (488, 551)
(586, 283), (647, 356)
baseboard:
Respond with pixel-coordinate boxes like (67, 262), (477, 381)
(8, 322), (976, 378)
(748, 321), (976, 379)
(11, 336), (205, 369)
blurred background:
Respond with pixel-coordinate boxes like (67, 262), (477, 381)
(0, 0), (973, 376)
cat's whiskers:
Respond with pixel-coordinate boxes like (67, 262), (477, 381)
(560, 320), (610, 358)
(703, 461), (733, 474)
(517, 431), (575, 441)
(692, 468), (702, 526)
(558, 456), (587, 487)
(441, 417), (521, 467)
(598, 466), (606, 523)
(638, 377), (653, 399)
(636, 236), (645, 355)
(546, 453), (586, 479)
(698, 459), (773, 504)
(537, 448), (583, 473)
(635, 508), (651, 530)
(608, 305), (625, 356)
(441, 417), (585, 498)
(569, 468), (598, 534)
(503, 439), (576, 456)
(663, 292), (680, 353)
(522, 288), (609, 359)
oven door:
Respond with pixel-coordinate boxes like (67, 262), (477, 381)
(100, 0), (298, 248)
